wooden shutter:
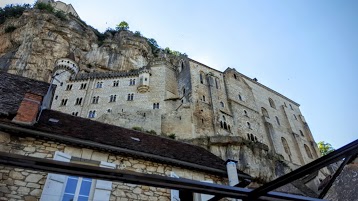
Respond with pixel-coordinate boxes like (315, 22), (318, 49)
(93, 161), (116, 201)
(170, 172), (180, 201)
(40, 151), (71, 201)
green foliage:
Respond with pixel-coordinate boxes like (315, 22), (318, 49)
(105, 27), (117, 36)
(164, 47), (182, 56)
(54, 10), (66, 21)
(132, 126), (144, 131)
(5, 26), (16, 33)
(35, 2), (54, 13)
(147, 130), (157, 135)
(134, 31), (141, 37)
(116, 21), (129, 31)
(168, 133), (176, 139)
(0, 4), (30, 24)
(146, 38), (160, 55)
(317, 141), (335, 156)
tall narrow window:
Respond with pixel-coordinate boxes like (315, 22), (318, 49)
(88, 110), (96, 118)
(281, 137), (291, 156)
(130, 93), (134, 101)
(247, 122), (251, 129)
(153, 103), (160, 109)
(234, 74), (237, 79)
(96, 82), (103, 88)
(261, 107), (269, 118)
(290, 104), (293, 110)
(109, 95), (117, 102)
(75, 98), (82, 105)
(220, 102), (224, 107)
(132, 79), (136, 85)
(299, 130), (304, 136)
(129, 79), (132, 85)
(304, 144), (313, 159)
(92, 96), (99, 104)
(215, 78), (218, 89)
(238, 94), (243, 101)
(113, 80), (119, 87)
(60, 99), (68, 106)
(200, 73), (203, 84)
(293, 114), (297, 120)
(127, 94), (131, 101)
(275, 116), (280, 125)
(269, 98), (276, 109)
(66, 84), (73, 91)
(203, 96), (205, 102)
(244, 110), (248, 116)
(80, 83), (87, 90)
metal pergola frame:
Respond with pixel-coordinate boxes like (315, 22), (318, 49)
(0, 139), (357, 201)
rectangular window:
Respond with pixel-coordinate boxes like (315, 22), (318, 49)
(80, 83), (87, 90)
(66, 84), (73, 91)
(60, 99), (68, 106)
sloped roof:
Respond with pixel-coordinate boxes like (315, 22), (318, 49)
(0, 72), (49, 116)
(33, 109), (228, 173)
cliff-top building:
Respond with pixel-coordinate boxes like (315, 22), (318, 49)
(51, 50), (321, 176)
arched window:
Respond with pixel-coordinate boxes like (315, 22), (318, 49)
(254, 136), (258, 142)
(223, 122), (227, 130)
(247, 133), (250, 140)
(299, 130), (304, 136)
(129, 79), (132, 85)
(269, 98), (276, 109)
(261, 107), (269, 118)
(244, 110), (248, 116)
(220, 121), (223, 128)
(127, 94), (131, 101)
(304, 144), (313, 159)
(275, 116), (280, 125)
(220, 101), (224, 107)
(222, 115), (226, 121)
(247, 122), (251, 129)
(281, 137), (291, 156)
(250, 134), (254, 141)
(130, 93), (134, 101)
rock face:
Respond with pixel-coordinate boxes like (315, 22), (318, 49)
(0, 9), (154, 82)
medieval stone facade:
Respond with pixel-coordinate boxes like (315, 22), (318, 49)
(51, 54), (321, 171)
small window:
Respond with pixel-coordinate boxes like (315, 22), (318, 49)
(247, 122), (251, 129)
(92, 96), (99, 104)
(80, 83), (87, 90)
(88, 110), (96, 118)
(222, 115), (226, 121)
(203, 95), (205, 102)
(133, 79), (136, 85)
(220, 121), (223, 128)
(275, 116), (280, 125)
(293, 114), (297, 120)
(234, 74), (237, 79)
(96, 82), (103, 88)
(127, 93), (134, 101)
(290, 104), (293, 110)
(269, 98), (276, 109)
(281, 137), (291, 156)
(215, 78), (219, 89)
(113, 80), (119, 87)
(66, 84), (73, 91)
(200, 73), (204, 84)
(238, 94), (243, 101)
(55, 95), (58, 100)
(75, 98), (82, 105)
(220, 101), (224, 107)
(109, 95), (117, 102)
(244, 110), (248, 116)
(60, 99), (68, 106)
(153, 103), (160, 109)
(284, 102), (287, 107)
(299, 130), (304, 136)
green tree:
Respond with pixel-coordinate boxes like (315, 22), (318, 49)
(116, 21), (129, 31)
(317, 141), (335, 156)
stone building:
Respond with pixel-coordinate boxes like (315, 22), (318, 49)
(50, 51), (321, 176)
(37, 0), (79, 18)
(0, 72), (254, 200)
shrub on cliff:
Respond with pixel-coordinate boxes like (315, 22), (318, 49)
(0, 4), (30, 24)
(35, 2), (54, 13)
(54, 10), (67, 21)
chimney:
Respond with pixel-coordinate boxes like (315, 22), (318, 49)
(12, 92), (43, 125)
(225, 159), (239, 186)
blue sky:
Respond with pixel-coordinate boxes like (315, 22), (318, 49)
(3, 0), (358, 149)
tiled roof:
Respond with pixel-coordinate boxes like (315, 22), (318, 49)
(31, 109), (228, 173)
(0, 72), (50, 116)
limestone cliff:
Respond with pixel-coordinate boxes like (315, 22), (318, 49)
(0, 9), (155, 82)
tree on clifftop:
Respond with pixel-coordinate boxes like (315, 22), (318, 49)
(116, 21), (129, 31)
(317, 141), (335, 156)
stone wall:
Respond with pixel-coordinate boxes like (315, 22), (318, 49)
(0, 131), (227, 201)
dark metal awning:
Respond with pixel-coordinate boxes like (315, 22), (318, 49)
(0, 139), (357, 201)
